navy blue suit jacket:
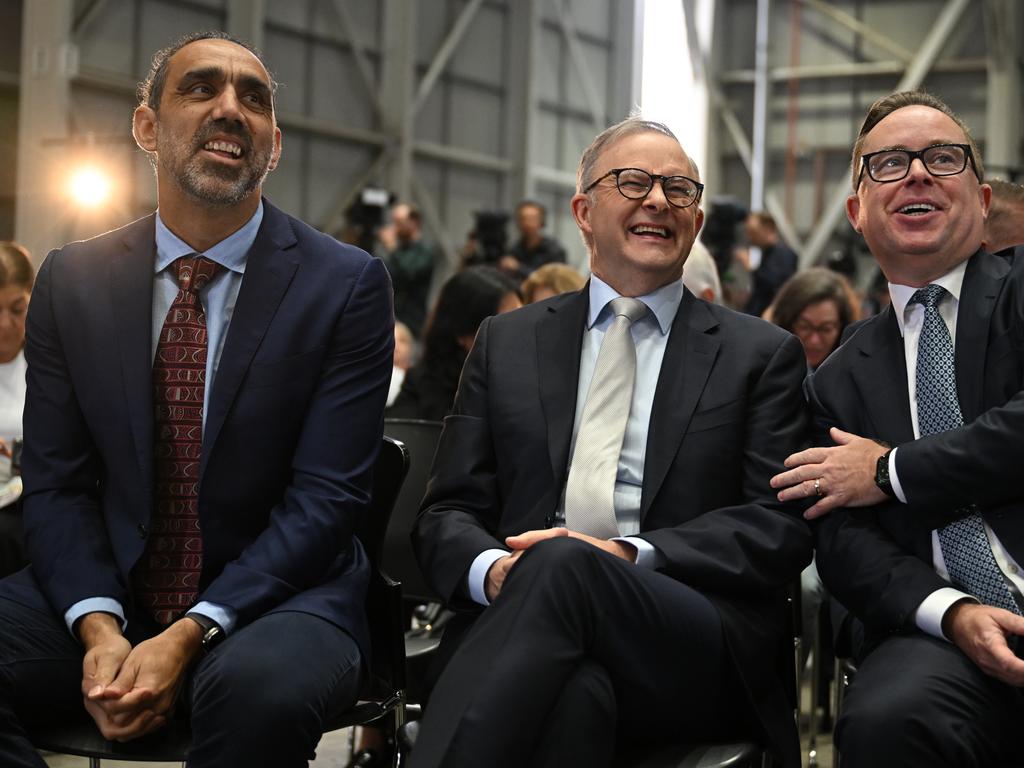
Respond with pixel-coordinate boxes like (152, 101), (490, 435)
(9, 199), (394, 656)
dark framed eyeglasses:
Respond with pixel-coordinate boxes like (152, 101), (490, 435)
(584, 167), (704, 209)
(857, 143), (979, 188)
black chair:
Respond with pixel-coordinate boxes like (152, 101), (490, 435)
(29, 435), (411, 767)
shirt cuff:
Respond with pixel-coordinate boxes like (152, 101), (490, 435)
(616, 536), (664, 569)
(914, 586), (976, 640)
(65, 598), (126, 637)
(889, 446), (907, 504)
(188, 601), (237, 635)
(468, 548), (511, 607)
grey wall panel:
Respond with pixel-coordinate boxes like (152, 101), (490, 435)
(76, 3), (136, 73)
(449, 4), (507, 87)
(264, 28), (308, 114)
(304, 136), (378, 226)
(138, 1), (225, 65)
(310, 42), (378, 129)
(448, 85), (503, 155)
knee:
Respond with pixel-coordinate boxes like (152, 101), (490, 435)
(836, 678), (934, 762)
(518, 534), (599, 574)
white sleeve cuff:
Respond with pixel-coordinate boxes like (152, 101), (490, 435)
(189, 602), (237, 634)
(468, 548), (511, 606)
(914, 586), (976, 640)
(65, 598), (126, 637)
(616, 536), (663, 569)
(889, 446), (907, 504)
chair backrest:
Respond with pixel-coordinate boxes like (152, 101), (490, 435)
(358, 435), (411, 695)
(382, 419), (444, 603)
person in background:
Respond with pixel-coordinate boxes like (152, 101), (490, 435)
(769, 267), (860, 370)
(742, 211), (798, 316)
(682, 240), (723, 304)
(388, 266), (521, 422)
(520, 262), (586, 304)
(380, 203), (436, 337)
(0, 241), (33, 577)
(984, 178), (1024, 258)
(387, 322), (416, 408)
(501, 200), (567, 279)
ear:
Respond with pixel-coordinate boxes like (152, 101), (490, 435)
(132, 105), (158, 153)
(979, 182), (992, 219)
(267, 126), (283, 172)
(845, 194), (862, 232)
(694, 207), (705, 235)
(570, 192), (591, 236)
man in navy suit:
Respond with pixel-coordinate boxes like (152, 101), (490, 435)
(0, 31), (393, 768)
(410, 119), (811, 768)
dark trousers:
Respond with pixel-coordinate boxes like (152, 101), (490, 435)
(0, 588), (362, 768)
(837, 633), (1024, 768)
(409, 537), (744, 768)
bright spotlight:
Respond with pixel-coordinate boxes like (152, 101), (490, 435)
(68, 167), (111, 208)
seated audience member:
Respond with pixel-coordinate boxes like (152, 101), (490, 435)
(387, 322), (415, 407)
(388, 266), (520, 422)
(681, 240), (723, 303)
(742, 211), (798, 316)
(380, 203), (436, 337)
(769, 267), (860, 370)
(409, 118), (811, 768)
(0, 242), (32, 577)
(501, 200), (567, 279)
(520, 262), (586, 304)
(984, 178), (1024, 258)
(771, 91), (1024, 768)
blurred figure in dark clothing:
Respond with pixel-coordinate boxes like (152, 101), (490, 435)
(381, 203), (437, 336)
(501, 201), (567, 279)
(742, 211), (798, 316)
(388, 267), (521, 421)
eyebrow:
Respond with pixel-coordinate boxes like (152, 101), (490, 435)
(870, 141), (962, 152)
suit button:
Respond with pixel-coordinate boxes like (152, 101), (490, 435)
(138, 523), (148, 539)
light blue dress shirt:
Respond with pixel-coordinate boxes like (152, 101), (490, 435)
(468, 274), (682, 605)
(64, 202), (263, 637)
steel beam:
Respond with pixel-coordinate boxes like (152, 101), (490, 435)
(984, 0), (1023, 178)
(412, 0), (484, 115)
(800, 0), (971, 267)
(803, 0), (912, 63)
(328, 0), (385, 120)
(227, 0), (265, 51)
(750, 0), (770, 213)
(719, 57), (987, 84)
(550, 0), (605, 133)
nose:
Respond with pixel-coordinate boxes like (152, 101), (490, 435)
(211, 86), (244, 123)
(906, 155), (932, 182)
(642, 180), (669, 210)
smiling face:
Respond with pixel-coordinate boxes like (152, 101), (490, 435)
(133, 38), (282, 211)
(846, 105), (990, 287)
(571, 130), (704, 297)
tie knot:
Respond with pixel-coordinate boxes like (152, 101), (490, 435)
(174, 256), (221, 293)
(910, 283), (946, 310)
(609, 297), (647, 325)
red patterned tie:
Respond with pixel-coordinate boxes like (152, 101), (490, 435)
(134, 255), (221, 625)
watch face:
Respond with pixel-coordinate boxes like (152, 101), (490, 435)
(202, 626), (225, 652)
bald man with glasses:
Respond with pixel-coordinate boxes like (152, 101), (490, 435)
(771, 91), (1024, 767)
(409, 117), (811, 768)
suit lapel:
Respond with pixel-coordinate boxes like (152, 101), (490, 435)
(201, 202), (299, 477)
(109, 215), (158, 493)
(640, 292), (719, 518)
(954, 251), (1005, 422)
(847, 307), (915, 446)
(536, 288), (588, 488)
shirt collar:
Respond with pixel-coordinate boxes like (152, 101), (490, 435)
(587, 273), (683, 335)
(887, 257), (967, 338)
(154, 200), (264, 275)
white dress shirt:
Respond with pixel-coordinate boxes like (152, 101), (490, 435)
(885, 261), (1024, 638)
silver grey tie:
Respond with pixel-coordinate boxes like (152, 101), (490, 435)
(564, 297), (648, 538)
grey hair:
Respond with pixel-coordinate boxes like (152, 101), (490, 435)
(576, 117), (692, 193)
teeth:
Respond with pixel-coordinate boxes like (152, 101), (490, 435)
(631, 225), (669, 237)
(204, 140), (242, 157)
(898, 203), (936, 215)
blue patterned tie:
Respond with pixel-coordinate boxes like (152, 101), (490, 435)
(912, 284), (1021, 614)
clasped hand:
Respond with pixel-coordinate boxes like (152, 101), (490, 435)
(484, 527), (637, 602)
(79, 614), (202, 741)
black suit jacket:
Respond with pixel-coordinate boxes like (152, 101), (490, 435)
(809, 250), (1024, 644)
(10, 200), (394, 655)
(412, 285), (812, 763)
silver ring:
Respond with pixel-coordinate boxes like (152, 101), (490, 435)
(814, 478), (823, 497)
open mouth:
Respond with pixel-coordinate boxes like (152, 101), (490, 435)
(896, 203), (937, 216)
(629, 224), (672, 239)
(202, 139), (245, 159)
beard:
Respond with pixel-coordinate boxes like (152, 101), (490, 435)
(158, 119), (275, 207)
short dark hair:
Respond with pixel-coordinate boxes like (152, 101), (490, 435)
(851, 90), (983, 189)
(138, 30), (275, 111)
(748, 211), (777, 231)
(515, 199), (548, 227)
(0, 242), (34, 291)
(771, 267), (860, 342)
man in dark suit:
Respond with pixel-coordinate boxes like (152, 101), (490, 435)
(0, 31), (393, 768)
(409, 119), (812, 768)
(770, 91), (1024, 767)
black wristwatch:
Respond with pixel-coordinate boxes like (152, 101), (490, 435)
(874, 447), (896, 498)
(185, 612), (226, 654)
